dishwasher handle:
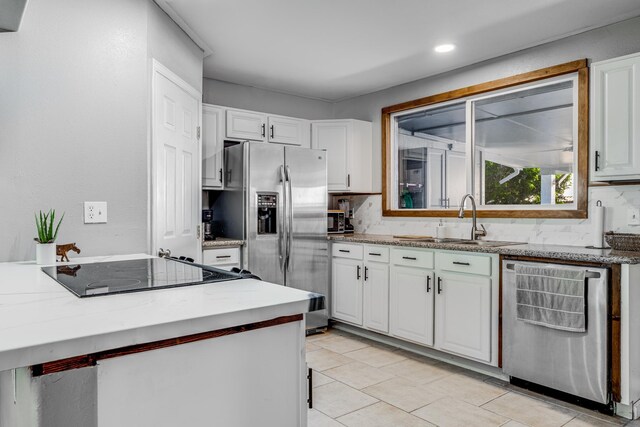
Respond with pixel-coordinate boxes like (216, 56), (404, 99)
(504, 263), (601, 279)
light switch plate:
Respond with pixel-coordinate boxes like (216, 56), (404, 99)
(84, 201), (107, 224)
(627, 208), (640, 226)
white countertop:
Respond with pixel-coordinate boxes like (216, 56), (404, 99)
(0, 254), (320, 372)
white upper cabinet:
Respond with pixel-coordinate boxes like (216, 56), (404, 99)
(268, 115), (310, 147)
(311, 120), (373, 193)
(591, 52), (640, 181)
(202, 105), (224, 188)
(226, 108), (267, 141)
(225, 108), (310, 146)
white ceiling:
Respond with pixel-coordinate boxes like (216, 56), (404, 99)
(156, 0), (640, 102)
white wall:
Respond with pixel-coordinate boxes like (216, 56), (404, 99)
(203, 78), (333, 120)
(331, 17), (640, 243)
(0, 0), (202, 262)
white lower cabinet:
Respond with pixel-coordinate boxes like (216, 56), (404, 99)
(389, 265), (434, 346)
(434, 271), (492, 362)
(332, 244), (389, 331)
(332, 257), (363, 325)
(202, 247), (241, 271)
(363, 259), (389, 333)
(331, 243), (498, 366)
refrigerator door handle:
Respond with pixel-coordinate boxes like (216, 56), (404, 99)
(279, 165), (287, 273)
(285, 165), (294, 271)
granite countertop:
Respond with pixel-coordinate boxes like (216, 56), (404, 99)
(329, 234), (640, 264)
(0, 254), (321, 372)
(202, 237), (244, 248)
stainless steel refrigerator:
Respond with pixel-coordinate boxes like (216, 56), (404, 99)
(216, 141), (329, 332)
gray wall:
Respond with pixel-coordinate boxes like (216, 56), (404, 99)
(332, 16), (640, 192)
(203, 78), (333, 120)
(0, 0), (202, 262)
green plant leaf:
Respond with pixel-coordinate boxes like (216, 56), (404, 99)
(52, 212), (64, 242)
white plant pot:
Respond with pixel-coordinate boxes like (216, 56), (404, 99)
(36, 243), (57, 265)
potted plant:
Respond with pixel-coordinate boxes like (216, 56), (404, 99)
(34, 210), (64, 265)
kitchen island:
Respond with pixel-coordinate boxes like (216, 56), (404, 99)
(0, 254), (323, 427)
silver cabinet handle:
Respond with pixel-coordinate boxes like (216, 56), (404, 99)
(356, 265), (361, 280)
(369, 253), (381, 256)
(261, 123), (266, 137)
(339, 249), (350, 253)
(270, 125), (274, 139)
(426, 275), (431, 293)
(402, 256), (417, 261)
(219, 168), (223, 184)
(347, 174), (351, 188)
(364, 266), (368, 281)
(452, 261), (470, 266)
(595, 150), (600, 171)
(216, 255), (231, 259)
(437, 277), (442, 294)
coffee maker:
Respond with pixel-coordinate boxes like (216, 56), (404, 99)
(202, 210), (216, 241)
(337, 199), (354, 234)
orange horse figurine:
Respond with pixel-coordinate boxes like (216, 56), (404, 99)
(56, 243), (81, 262)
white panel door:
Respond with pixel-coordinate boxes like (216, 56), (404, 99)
(226, 109), (267, 141)
(152, 62), (201, 261)
(268, 116), (309, 146)
(363, 262), (389, 333)
(446, 150), (467, 208)
(591, 54), (640, 179)
(331, 258), (363, 325)
(435, 272), (491, 362)
(427, 148), (445, 208)
(389, 265), (434, 346)
(202, 105), (224, 188)
(312, 122), (350, 191)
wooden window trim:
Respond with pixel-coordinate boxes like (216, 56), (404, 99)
(382, 59), (589, 219)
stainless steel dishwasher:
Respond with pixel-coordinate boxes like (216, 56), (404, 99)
(502, 260), (609, 404)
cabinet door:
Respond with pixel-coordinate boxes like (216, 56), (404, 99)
(363, 262), (389, 333)
(312, 122), (350, 191)
(268, 116), (309, 147)
(202, 105), (224, 188)
(226, 109), (267, 141)
(435, 272), (491, 362)
(389, 266), (434, 346)
(591, 54), (640, 180)
(331, 258), (363, 325)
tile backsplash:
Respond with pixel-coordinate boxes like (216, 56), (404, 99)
(334, 185), (640, 246)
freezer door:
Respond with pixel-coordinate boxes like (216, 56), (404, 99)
(285, 146), (329, 330)
(246, 143), (286, 285)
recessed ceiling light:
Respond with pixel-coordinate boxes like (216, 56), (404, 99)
(434, 44), (456, 53)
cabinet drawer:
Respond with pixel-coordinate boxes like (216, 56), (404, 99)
(332, 243), (363, 260)
(364, 245), (389, 263)
(436, 252), (491, 276)
(202, 247), (240, 266)
(391, 248), (434, 269)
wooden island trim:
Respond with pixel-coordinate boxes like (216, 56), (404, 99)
(31, 314), (304, 377)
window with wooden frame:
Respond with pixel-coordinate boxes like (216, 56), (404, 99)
(382, 60), (588, 218)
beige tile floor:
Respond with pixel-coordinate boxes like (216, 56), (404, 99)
(307, 328), (638, 427)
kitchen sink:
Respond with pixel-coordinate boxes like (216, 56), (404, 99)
(455, 240), (525, 247)
(396, 237), (467, 243)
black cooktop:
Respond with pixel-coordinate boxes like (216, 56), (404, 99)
(42, 258), (243, 298)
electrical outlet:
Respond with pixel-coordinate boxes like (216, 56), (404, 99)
(84, 201), (107, 224)
(627, 208), (640, 226)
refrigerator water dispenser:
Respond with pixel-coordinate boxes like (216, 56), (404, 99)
(257, 193), (277, 235)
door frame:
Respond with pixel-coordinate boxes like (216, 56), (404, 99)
(149, 59), (202, 260)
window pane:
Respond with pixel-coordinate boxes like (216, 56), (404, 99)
(473, 80), (575, 206)
(395, 102), (466, 209)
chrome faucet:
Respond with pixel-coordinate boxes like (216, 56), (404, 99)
(458, 194), (487, 241)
